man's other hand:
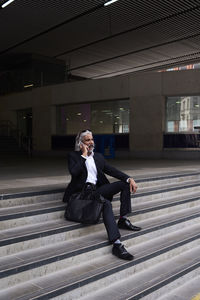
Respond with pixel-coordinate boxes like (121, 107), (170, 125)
(129, 178), (137, 193)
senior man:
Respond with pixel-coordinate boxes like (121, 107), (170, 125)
(63, 129), (141, 260)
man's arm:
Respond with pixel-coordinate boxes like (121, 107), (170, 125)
(103, 160), (129, 182)
(68, 152), (86, 177)
(103, 160), (137, 193)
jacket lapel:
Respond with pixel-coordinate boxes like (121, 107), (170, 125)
(78, 151), (87, 173)
(93, 153), (101, 171)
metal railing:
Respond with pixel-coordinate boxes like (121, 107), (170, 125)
(0, 120), (32, 156)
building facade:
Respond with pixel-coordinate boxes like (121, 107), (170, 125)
(1, 69), (200, 159)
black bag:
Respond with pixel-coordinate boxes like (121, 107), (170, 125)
(64, 186), (105, 224)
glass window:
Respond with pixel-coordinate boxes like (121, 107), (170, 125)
(166, 96), (200, 133)
(56, 99), (129, 135)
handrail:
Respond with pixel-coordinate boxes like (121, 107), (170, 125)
(0, 120), (32, 156)
(21, 135), (33, 156)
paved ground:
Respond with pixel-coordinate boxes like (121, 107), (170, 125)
(1, 154), (200, 194)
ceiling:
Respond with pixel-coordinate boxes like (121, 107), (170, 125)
(1, 0), (200, 79)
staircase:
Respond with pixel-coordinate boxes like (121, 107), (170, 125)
(0, 171), (200, 300)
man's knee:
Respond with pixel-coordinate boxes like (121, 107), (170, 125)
(103, 199), (112, 209)
(119, 181), (129, 191)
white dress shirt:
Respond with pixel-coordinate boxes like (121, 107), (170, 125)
(82, 153), (97, 184)
(81, 153), (131, 185)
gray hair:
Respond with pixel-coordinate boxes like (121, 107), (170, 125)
(75, 130), (92, 151)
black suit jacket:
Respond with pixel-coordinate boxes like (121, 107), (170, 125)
(63, 151), (129, 202)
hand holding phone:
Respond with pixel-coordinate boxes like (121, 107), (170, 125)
(80, 142), (88, 156)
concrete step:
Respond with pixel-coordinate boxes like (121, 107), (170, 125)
(1, 192), (200, 231)
(1, 182), (200, 231)
(136, 171), (200, 188)
(1, 192), (200, 256)
(156, 276), (200, 300)
(79, 244), (200, 300)
(0, 187), (65, 208)
(0, 171), (200, 299)
(0, 200), (65, 230)
(1, 171), (200, 209)
(1, 178), (200, 230)
(0, 222), (199, 299)
(137, 175), (200, 192)
(2, 173), (199, 211)
(0, 204), (200, 290)
(134, 178), (200, 203)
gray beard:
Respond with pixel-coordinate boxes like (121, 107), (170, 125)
(88, 145), (95, 153)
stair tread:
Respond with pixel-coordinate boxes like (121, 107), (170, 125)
(0, 200), (65, 217)
(0, 184), (65, 199)
(83, 244), (200, 300)
(156, 275), (200, 300)
(135, 171), (200, 181)
(0, 170), (199, 199)
(1, 188), (200, 222)
(0, 224), (200, 299)
(133, 191), (200, 212)
(1, 171), (200, 300)
(1, 197), (200, 245)
(0, 207), (200, 275)
(136, 178), (200, 196)
(1, 179), (200, 219)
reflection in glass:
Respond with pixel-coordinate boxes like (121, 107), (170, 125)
(166, 96), (200, 133)
(56, 99), (129, 135)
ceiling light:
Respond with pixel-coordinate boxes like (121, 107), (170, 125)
(104, 0), (119, 7)
(77, 113), (82, 116)
(2, 0), (15, 8)
(24, 84), (34, 88)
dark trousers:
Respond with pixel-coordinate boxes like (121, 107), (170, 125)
(95, 181), (131, 243)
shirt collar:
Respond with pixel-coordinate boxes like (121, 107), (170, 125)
(87, 151), (94, 158)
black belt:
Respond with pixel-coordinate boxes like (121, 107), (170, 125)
(85, 182), (97, 190)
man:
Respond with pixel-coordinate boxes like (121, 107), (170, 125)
(63, 129), (141, 260)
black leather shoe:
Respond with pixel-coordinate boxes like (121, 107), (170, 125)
(118, 218), (141, 231)
(112, 243), (134, 260)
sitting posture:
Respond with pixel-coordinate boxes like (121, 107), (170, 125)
(63, 129), (141, 260)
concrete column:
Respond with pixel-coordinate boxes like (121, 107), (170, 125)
(129, 95), (164, 155)
(129, 72), (164, 158)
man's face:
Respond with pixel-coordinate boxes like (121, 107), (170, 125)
(82, 134), (94, 152)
